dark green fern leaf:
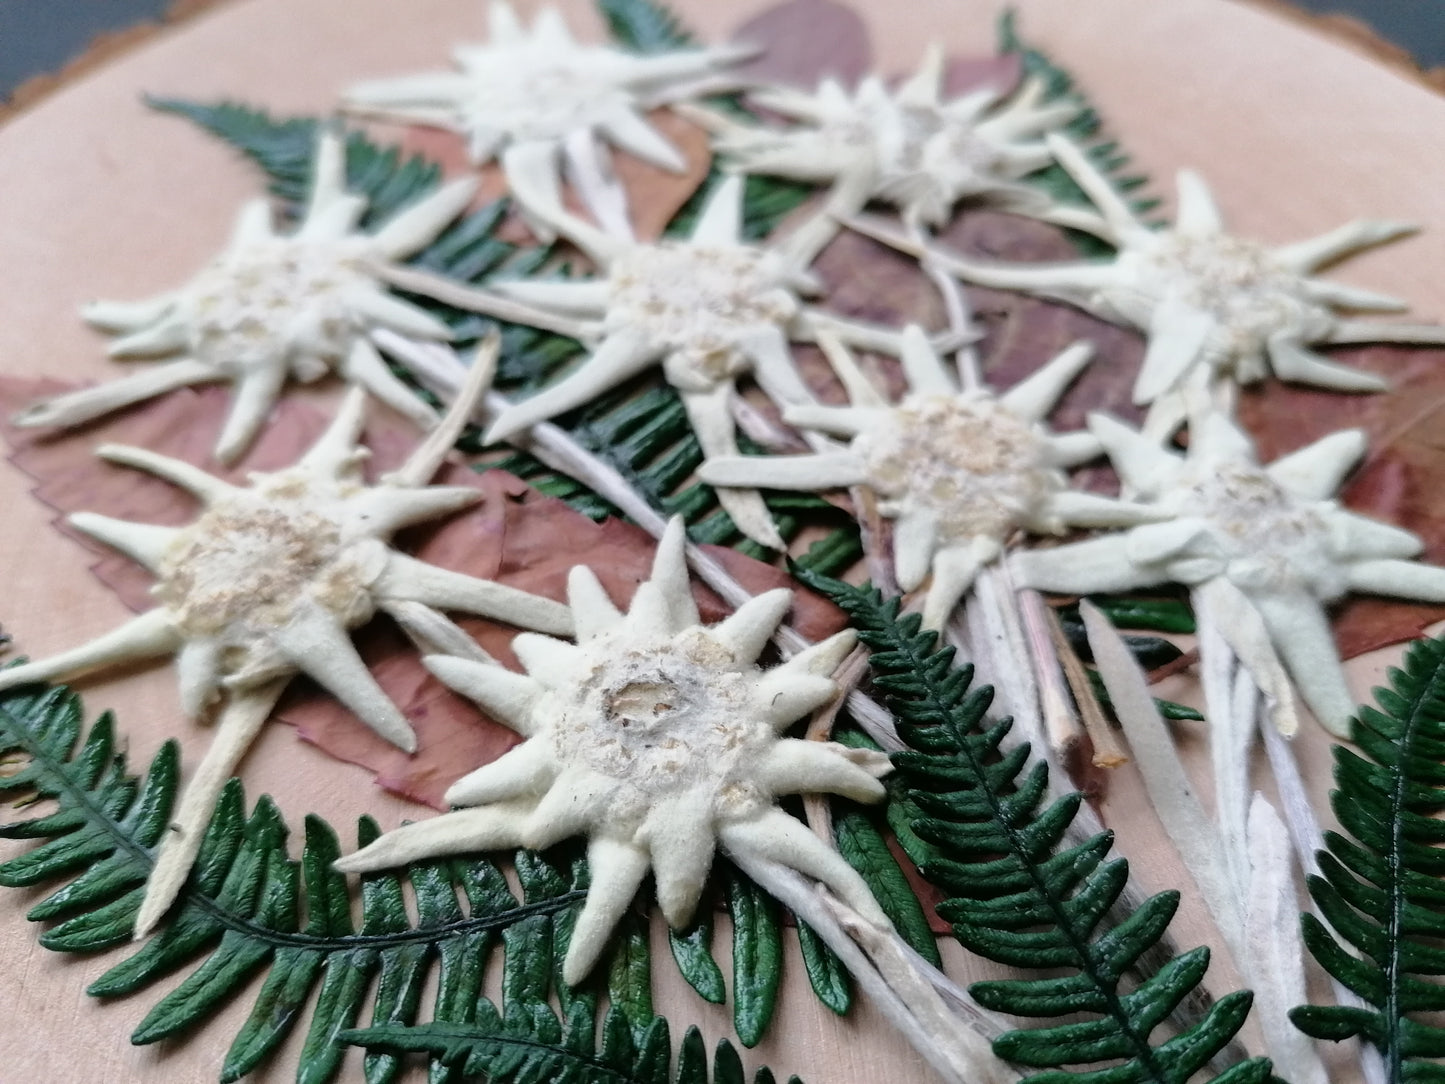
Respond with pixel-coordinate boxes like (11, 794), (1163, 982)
(792, 571), (1271, 1084)
(1291, 633), (1445, 1081)
(345, 1005), (798, 1084)
(0, 681), (773, 1083)
(598, 0), (693, 51)
(997, 12), (1157, 257)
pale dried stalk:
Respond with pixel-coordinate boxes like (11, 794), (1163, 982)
(1082, 600), (1244, 948)
(1245, 795), (1331, 1084)
(1041, 598), (1123, 768)
(375, 331), (904, 750)
(732, 851), (1018, 1084)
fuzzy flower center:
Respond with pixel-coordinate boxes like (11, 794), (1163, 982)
(1178, 463), (1343, 597)
(186, 238), (370, 377)
(544, 628), (770, 826)
(461, 53), (631, 139)
(154, 474), (377, 640)
(609, 244), (797, 385)
(858, 394), (1058, 540)
(1147, 234), (1325, 358)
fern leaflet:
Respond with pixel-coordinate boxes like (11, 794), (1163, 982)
(795, 571), (1274, 1084)
(1291, 633), (1445, 1081)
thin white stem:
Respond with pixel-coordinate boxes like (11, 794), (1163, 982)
(366, 262), (599, 341)
(1020, 589), (1086, 762)
(909, 221), (981, 389)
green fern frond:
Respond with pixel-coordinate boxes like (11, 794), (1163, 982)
(1290, 633), (1445, 1081)
(345, 1004), (798, 1084)
(998, 11), (1158, 255)
(793, 571), (1273, 1084)
(598, 0), (694, 52)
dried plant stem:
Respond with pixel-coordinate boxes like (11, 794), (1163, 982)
(1042, 598), (1123, 768)
(731, 851), (1017, 1084)
(908, 220), (981, 389)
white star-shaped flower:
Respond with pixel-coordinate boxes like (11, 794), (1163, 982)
(698, 46), (1075, 232)
(0, 350), (573, 935)
(15, 131), (476, 463)
(1011, 407), (1445, 737)
(342, 1), (746, 236)
(335, 516), (892, 984)
(855, 134), (1445, 418)
(473, 174), (908, 548)
(701, 326), (1159, 629)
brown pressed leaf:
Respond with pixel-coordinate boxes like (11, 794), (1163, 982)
(0, 381), (847, 808)
(732, 0), (872, 88)
(1237, 343), (1445, 657)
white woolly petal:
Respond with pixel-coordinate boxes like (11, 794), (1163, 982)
(720, 809), (888, 926)
(650, 516), (699, 631)
(176, 639), (224, 720)
(444, 741), (558, 807)
(1325, 510), (1424, 561)
(1173, 169), (1223, 237)
(898, 324), (954, 396)
(921, 538), (998, 631)
(891, 507), (938, 593)
(597, 106), (686, 172)
(485, 328), (659, 444)
(493, 277), (611, 315)
(689, 174), (745, 246)
(698, 451), (868, 492)
(524, 768), (615, 849)
(375, 553), (573, 637)
(423, 654), (543, 737)
(272, 602), (417, 753)
(107, 316), (192, 358)
(757, 739), (887, 802)
(96, 443), (236, 504)
(369, 175), (478, 260)
(0, 610), (181, 694)
(1264, 429), (1365, 501)
(567, 566), (624, 642)
(1123, 518), (1213, 565)
(11, 360), (220, 433)
(709, 589), (793, 666)
(562, 837), (651, 984)
(1271, 219), (1416, 274)
(1087, 412), (1181, 498)
(753, 673), (839, 729)
(1133, 293), (1216, 405)
(69, 512), (178, 574)
(998, 339), (1094, 422)
(1011, 536), (1162, 595)
(779, 629), (858, 679)
(82, 294), (178, 333)
(333, 802), (533, 873)
(644, 795), (716, 928)
(1267, 338), (1387, 392)
(510, 633), (585, 684)
(1346, 558), (1445, 603)
(213, 365), (290, 465)
(1046, 491), (1166, 530)
(1250, 590), (1357, 739)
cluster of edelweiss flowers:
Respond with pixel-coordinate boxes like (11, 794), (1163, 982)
(9, 0), (1445, 1017)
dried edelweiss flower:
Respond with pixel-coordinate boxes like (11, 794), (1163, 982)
(336, 516), (892, 984)
(477, 174), (910, 548)
(702, 326), (1159, 629)
(15, 131), (476, 464)
(0, 350), (573, 936)
(1011, 406), (1445, 737)
(854, 134), (1445, 421)
(697, 46), (1074, 232)
(342, 1), (746, 236)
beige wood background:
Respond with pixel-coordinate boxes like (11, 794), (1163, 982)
(0, 0), (1442, 1080)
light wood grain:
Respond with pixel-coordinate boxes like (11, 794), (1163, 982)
(0, 0), (1441, 1080)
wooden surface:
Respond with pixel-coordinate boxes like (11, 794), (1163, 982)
(0, 0), (1443, 1080)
